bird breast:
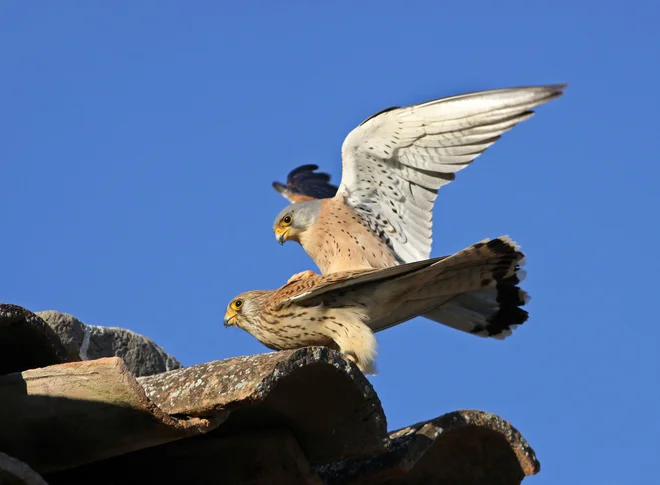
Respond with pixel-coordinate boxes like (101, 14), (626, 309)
(299, 199), (399, 274)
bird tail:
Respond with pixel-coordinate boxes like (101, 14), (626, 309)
(420, 269), (529, 340)
(369, 236), (529, 339)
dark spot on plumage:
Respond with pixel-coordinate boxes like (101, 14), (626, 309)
(481, 279), (492, 286)
(486, 238), (512, 253)
(470, 273), (529, 337)
(492, 267), (508, 281)
(506, 271), (522, 286)
(495, 275), (528, 307)
(491, 256), (519, 281)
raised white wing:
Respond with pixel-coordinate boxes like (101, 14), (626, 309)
(336, 84), (566, 263)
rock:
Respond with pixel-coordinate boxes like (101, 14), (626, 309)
(0, 304), (68, 374)
(37, 310), (181, 377)
(35, 310), (85, 362)
(0, 452), (48, 485)
(85, 324), (182, 377)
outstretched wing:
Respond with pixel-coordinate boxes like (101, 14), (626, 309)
(272, 164), (338, 203)
(336, 84), (567, 263)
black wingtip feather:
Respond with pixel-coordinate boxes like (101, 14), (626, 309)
(272, 164), (339, 200)
(484, 271), (529, 336)
(469, 238), (529, 338)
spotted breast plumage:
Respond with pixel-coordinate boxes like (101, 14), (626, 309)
(224, 236), (528, 374)
(271, 84), (566, 276)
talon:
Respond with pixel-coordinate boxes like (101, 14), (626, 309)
(344, 351), (376, 375)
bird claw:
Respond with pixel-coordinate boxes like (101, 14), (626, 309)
(343, 352), (376, 375)
(286, 270), (318, 283)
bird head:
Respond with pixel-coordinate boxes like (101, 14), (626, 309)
(272, 199), (321, 245)
(223, 290), (270, 330)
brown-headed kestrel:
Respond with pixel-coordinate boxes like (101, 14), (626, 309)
(271, 84), (566, 274)
(224, 236), (527, 374)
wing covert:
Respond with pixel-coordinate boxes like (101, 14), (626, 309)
(275, 257), (442, 309)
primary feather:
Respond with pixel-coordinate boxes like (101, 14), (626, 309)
(337, 84), (566, 263)
(272, 164), (339, 202)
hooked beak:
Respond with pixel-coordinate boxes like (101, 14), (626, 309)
(275, 227), (289, 245)
(224, 311), (237, 327)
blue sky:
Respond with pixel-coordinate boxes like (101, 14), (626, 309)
(1, 2), (658, 483)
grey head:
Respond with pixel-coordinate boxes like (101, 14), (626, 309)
(272, 199), (322, 245)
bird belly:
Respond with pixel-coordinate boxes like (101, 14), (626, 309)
(248, 313), (338, 351)
(248, 305), (375, 367)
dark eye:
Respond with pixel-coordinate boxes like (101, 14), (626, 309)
(232, 299), (243, 310)
(282, 215), (292, 224)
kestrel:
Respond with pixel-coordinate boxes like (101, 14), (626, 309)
(224, 236), (527, 374)
(272, 84), (566, 275)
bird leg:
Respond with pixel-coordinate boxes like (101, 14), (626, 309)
(286, 270), (318, 283)
(343, 351), (377, 376)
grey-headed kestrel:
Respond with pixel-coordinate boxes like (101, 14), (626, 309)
(272, 84), (566, 274)
(224, 235), (527, 374)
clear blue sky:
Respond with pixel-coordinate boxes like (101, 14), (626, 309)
(1, 2), (658, 483)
